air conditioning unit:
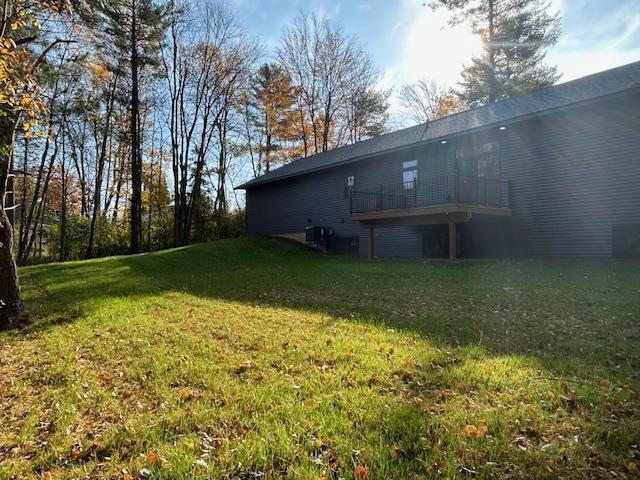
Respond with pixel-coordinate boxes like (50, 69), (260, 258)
(305, 226), (325, 243)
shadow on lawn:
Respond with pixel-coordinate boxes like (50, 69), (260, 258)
(14, 236), (640, 378)
(5, 237), (640, 478)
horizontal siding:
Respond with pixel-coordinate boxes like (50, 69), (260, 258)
(500, 92), (640, 257)
(246, 146), (429, 258)
(246, 91), (640, 258)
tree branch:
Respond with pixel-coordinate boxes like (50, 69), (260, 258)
(29, 38), (76, 75)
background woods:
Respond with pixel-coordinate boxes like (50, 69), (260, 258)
(0, 0), (562, 323)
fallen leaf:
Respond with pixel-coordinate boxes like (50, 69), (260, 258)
(464, 424), (488, 438)
(146, 451), (161, 465)
(355, 464), (370, 480)
(179, 389), (199, 402)
(194, 458), (208, 468)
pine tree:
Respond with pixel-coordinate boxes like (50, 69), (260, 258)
(434, 0), (561, 107)
(82, 0), (168, 254)
(346, 88), (390, 143)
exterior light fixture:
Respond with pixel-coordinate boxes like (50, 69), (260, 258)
(441, 140), (447, 144)
(499, 126), (507, 130)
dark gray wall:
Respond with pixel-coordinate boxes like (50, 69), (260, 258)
(245, 90), (640, 258)
(246, 145), (429, 257)
(500, 91), (640, 257)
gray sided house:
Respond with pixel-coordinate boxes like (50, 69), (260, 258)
(238, 61), (640, 259)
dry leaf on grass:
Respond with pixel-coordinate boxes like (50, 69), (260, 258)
(146, 450), (161, 465)
(464, 424), (488, 438)
(355, 464), (369, 480)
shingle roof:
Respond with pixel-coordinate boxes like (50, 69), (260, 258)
(238, 60), (640, 190)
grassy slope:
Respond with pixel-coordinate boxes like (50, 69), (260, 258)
(1, 237), (639, 479)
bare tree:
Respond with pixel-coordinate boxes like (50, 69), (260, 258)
(163, 0), (258, 246)
(277, 12), (383, 156)
(398, 79), (463, 126)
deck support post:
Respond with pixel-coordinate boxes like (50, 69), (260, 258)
(368, 226), (374, 260)
(448, 221), (457, 261)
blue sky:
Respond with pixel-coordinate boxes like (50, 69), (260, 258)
(231, 0), (640, 110)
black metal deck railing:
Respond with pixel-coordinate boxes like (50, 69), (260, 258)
(350, 174), (511, 214)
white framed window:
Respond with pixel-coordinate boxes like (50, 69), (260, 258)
(344, 175), (355, 197)
(402, 160), (418, 189)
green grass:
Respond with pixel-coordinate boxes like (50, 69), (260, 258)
(1, 237), (639, 479)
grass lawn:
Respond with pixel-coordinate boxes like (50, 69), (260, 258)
(1, 237), (639, 479)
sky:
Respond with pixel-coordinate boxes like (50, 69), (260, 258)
(230, 0), (640, 113)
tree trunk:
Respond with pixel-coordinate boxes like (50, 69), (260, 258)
(0, 117), (23, 326)
(487, 0), (497, 104)
(87, 74), (118, 259)
(59, 126), (67, 262)
(129, 1), (142, 254)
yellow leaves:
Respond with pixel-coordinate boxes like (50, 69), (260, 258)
(627, 462), (638, 473)
(10, 22), (19, 30)
(41, 473), (53, 480)
(464, 424), (488, 438)
(90, 62), (109, 83)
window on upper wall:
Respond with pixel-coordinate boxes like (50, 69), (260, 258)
(344, 175), (355, 197)
(455, 141), (500, 179)
(402, 160), (418, 189)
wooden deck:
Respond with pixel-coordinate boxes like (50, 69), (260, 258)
(351, 203), (513, 260)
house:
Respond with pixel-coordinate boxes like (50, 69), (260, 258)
(237, 61), (640, 259)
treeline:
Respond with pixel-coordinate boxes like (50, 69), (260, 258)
(5, 2), (398, 265)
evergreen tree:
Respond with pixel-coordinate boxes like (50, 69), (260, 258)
(82, 0), (168, 254)
(345, 88), (390, 143)
(434, 0), (561, 107)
